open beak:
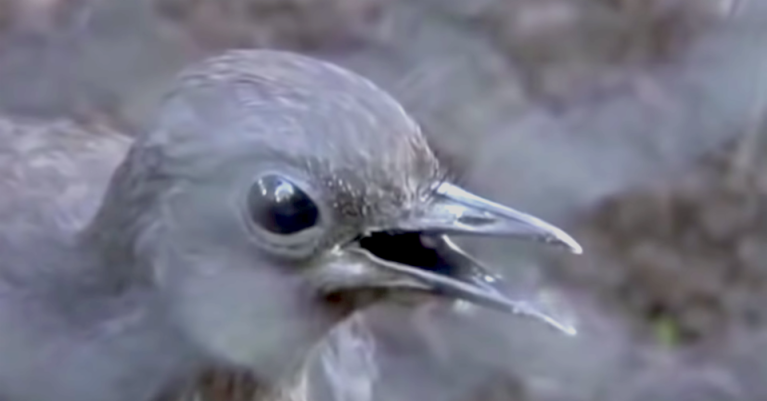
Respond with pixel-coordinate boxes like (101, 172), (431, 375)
(311, 182), (582, 335)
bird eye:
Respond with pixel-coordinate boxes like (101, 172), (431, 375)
(247, 174), (320, 235)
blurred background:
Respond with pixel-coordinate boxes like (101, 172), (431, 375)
(2, 0), (767, 400)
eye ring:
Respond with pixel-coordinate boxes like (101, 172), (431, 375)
(241, 172), (326, 255)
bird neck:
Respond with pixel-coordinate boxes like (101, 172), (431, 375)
(77, 223), (155, 292)
(258, 312), (381, 401)
(7, 234), (205, 401)
(53, 287), (203, 401)
(79, 145), (170, 291)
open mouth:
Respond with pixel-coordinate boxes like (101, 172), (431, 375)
(312, 182), (582, 335)
(358, 231), (461, 280)
(321, 231), (574, 335)
(321, 232), (447, 313)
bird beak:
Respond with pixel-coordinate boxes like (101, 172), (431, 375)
(311, 182), (581, 335)
(401, 182), (582, 254)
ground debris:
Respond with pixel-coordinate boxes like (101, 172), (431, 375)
(555, 140), (767, 346)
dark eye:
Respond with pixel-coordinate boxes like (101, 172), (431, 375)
(247, 174), (320, 235)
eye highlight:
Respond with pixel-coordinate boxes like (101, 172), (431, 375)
(247, 174), (320, 235)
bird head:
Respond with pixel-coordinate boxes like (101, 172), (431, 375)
(87, 50), (581, 380)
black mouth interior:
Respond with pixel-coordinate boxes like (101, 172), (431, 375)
(321, 232), (445, 312)
(357, 231), (459, 277)
(323, 232), (482, 314)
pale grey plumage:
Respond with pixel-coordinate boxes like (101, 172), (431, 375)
(0, 49), (581, 401)
(0, 117), (195, 401)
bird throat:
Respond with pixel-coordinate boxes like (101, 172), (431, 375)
(184, 313), (380, 401)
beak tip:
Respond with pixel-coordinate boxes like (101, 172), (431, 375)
(548, 228), (583, 255)
(567, 240), (583, 255)
(561, 325), (579, 336)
